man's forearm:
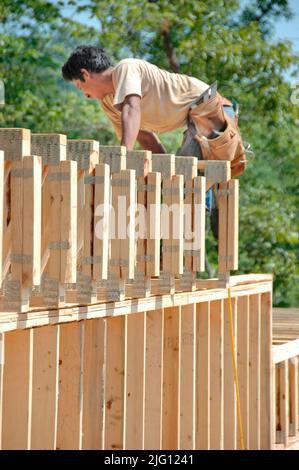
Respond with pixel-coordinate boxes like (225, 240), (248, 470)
(121, 104), (141, 150)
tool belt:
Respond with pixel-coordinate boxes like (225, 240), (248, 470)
(188, 83), (247, 178)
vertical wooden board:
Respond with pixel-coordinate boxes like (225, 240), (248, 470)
(81, 164), (94, 284)
(93, 163), (110, 281)
(223, 297), (237, 450)
(227, 180), (239, 271)
(22, 156), (42, 287)
(279, 360), (289, 446)
(236, 295), (249, 450)
(30, 325), (59, 450)
(162, 306), (180, 450)
(162, 179), (173, 274)
(99, 145), (126, 173)
(125, 313), (146, 449)
(192, 176), (206, 272)
(56, 322), (82, 450)
(31, 133), (66, 165)
(120, 169), (135, 280)
(10, 160), (23, 284)
(144, 309), (163, 450)
(260, 291), (273, 449)
(1, 329), (31, 449)
(45, 165), (61, 306)
(135, 175), (147, 277)
(60, 160), (77, 284)
(0, 333), (5, 448)
(195, 302), (210, 450)
(171, 175), (184, 276)
(0, 128), (31, 161)
(249, 294), (261, 450)
(82, 318), (105, 450)
(209, 300), (224, 450)
(110, 172), (122, 278)
(3, 161), (12, 282)
(126, 150), (152, 177)
(175, 156), (197, 180)
(152, 154), (175, 179)
(289, 357), (298, 436)
(180, 303), (196, 450)
(146, 172), (161, 277)
(275, 365), (280, 444)
(104, 316), (125, 450)
(175, 156), (197, 273)
(218, 183), (228, 274)
(183, 179), (194, 272)
(0, 152), (4, 287)
(67, 139), (99, 170)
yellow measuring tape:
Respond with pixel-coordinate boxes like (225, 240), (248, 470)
(227, 286), (246, 450)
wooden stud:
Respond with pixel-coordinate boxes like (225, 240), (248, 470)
(209, 300), (224, 450)
(1, 329), (31, 449)
(144, 309), (163, 450)
(104, 316), (125, 450)
(0, 128), (31, 161)
(192, 176), (206, 272)
(162, 306), (180, 450)
(223, 296), (237, 450)
(179, 303), (196, 450)
(125, 313), (146, 449)
(227, 180), (239, 271)
(260, 291), (273, 449)
(22, 156), (42, 288)
(60, 160), (77, 284)
(237, 295), (249, 449)
(126, 150), (152, 177)
(218, 182), (228, 274)
(93, 163), (110, 282)
(249, 294), (261, 450)
(99, 145), (126, 173)
(0, 333), (4, 448)
(171, 175), (184, 276)
(195, 301), (210, 450)
(67, 139), (99, 170)
(146, 172), (161, 277)
(30, 325), (59, 450)
(82, 318), (105, 450)
(56, 322), (83, 450)
(289, 356), (298, 437)
(279, 360), (289, 446)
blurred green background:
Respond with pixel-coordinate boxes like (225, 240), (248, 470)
(0, 0), (298, 305)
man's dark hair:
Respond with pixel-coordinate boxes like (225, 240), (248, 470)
(62, 46), (113, 81)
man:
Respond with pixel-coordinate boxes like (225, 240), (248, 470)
(61, 45), (244, 173)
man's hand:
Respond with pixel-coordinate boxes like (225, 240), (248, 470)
(120, 94), (141, 150)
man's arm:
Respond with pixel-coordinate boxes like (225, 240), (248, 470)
(120, 94), (141, 150)
(120, 94), (166, 153)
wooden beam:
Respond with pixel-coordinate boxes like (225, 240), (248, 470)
(273, 339), (299, 364)
(195, 301), (210, 449)
(144, 309), (163, 449)
(162, 306), (180, 450)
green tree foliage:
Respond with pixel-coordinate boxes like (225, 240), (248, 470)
(0, 0), (298, 305)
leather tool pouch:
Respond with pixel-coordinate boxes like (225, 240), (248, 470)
(189, 92), (247, 177)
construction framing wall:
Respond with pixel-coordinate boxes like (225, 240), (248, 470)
(0, 128), (279, 450)
(0, 276), (272, 450)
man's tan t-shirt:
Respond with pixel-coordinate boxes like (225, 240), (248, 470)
(101, 58), (210, 139)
